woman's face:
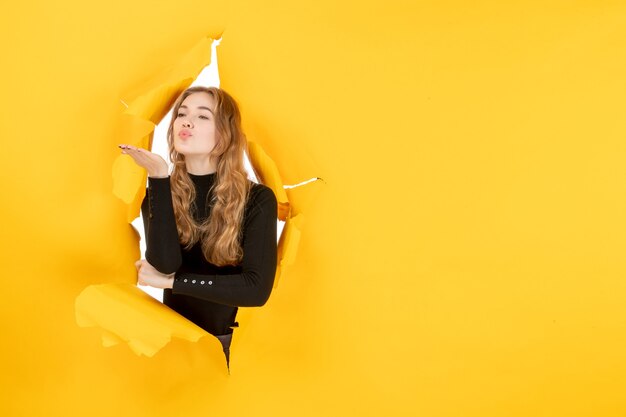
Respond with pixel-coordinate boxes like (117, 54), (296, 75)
(173, 92), (217, 157)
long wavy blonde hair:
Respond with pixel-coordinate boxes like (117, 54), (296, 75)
(166, 86), (252, 266)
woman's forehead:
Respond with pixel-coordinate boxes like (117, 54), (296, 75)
(182, 92), (215, 108)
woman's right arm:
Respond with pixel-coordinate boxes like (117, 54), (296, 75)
(140, 177), (183, 274)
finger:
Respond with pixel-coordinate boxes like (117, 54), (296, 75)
(122, 148), (154, 170)
(119, 144), (143, 154)
(125, 148), (153, 165)
(120, 146), (142, 159)
(127, 145), (148, 154)
(118, 144), (135, 154)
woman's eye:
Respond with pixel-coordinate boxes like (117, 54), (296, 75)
(177, 113), (208, 120)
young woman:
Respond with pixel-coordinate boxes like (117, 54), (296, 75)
(118, 86), (278, 369)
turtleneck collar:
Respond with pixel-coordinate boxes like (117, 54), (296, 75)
(187, 171), (217, 188)
(187, 171), (217, 178)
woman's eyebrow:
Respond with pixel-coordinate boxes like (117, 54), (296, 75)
(179, 105), (214, 114)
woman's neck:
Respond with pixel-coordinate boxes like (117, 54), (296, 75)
(185, 155), (218, 175)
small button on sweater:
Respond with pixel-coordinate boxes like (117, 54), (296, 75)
(140, 172), (278, 336)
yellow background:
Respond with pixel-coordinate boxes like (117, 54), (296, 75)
(2, 0), (626, 416)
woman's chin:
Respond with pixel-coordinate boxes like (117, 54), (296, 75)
(174, 147), (213, 157)
(173, 145), (192, 155)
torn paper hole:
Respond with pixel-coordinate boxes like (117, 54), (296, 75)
(93, 35), (307, 358)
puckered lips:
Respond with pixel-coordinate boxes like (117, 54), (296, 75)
(178, 129), (192, 139)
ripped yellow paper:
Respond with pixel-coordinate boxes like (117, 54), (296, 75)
(80, 35), (301, 358)
(7, 1), (626, 416)
(75, 283), (207, 357)
(246, 138), (302, 286)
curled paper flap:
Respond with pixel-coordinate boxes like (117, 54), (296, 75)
(246, 139), (290, 217)
(275, 213), (303, 288)
(75, 283), (209, 357)
(246, 139), (306, 287)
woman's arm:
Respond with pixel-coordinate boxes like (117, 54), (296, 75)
(171, 186), (278, 307)
(120, 144), (182, 274)
(140, 177), (183, 274)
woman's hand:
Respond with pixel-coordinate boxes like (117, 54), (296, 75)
(135, 259), (175, 289)
(118, 144), (169, 178)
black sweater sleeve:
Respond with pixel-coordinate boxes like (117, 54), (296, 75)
(171, 186), (278, 308)
(140, 177), (183, 274)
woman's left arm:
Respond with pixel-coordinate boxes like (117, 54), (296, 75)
(170, 186), (278, 307)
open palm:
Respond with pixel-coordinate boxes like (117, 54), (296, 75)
(118, 144), (169, 177)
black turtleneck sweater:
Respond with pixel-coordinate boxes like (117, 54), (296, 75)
(140, 172), (278, 336)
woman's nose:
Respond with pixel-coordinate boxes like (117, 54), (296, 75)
(182, 120), (192, 128)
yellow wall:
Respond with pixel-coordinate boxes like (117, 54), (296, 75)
(2, 1), (626, 416)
